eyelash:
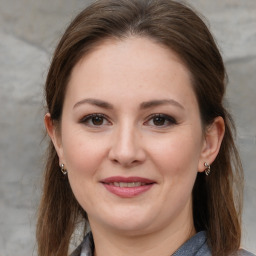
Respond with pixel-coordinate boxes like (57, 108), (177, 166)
(80, 113), (111, 127)
(144, 114), (177, 127)
(79, 113), (177, 128)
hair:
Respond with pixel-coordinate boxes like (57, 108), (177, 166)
(37, 0), (244, 255)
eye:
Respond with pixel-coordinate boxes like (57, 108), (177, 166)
(144, 114), (177, 127)
(80, 114), (111, 127)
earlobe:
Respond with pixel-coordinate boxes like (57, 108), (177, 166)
(198, 116), (225, 173)
(44, 113), (64, 164)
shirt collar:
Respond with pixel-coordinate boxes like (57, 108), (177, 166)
(78, 231), (209, 256)
(172, 231), (210, 256)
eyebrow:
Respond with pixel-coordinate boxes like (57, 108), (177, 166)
(73, 98), (184, 110)
(140, 99), (184, 110)
(73, 98), (114, 109)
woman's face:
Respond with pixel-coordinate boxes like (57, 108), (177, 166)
(51, 37), (210, 236)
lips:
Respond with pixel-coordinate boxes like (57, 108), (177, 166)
(109, 182), (147, 187)
(101, 176), (155, 198)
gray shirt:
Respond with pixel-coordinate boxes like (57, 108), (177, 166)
(71, 231), (255, 256)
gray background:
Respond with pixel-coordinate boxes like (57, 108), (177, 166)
(0, 0), (255, 255)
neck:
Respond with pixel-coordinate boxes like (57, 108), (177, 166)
(90, 212), (196, 256)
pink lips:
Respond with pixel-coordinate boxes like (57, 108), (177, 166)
(101, 176), (155, 198)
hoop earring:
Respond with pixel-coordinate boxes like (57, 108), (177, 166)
(204, 162), (211, 176)
(60, 163), (68, 175)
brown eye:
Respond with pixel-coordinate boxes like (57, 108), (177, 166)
(152, 116), (166, 126)
(91, 116), (104, 126)
(80, 114), (111, 127)
(144, 114), (177, 128)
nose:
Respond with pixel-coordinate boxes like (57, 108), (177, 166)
(108, 124), (146, 167)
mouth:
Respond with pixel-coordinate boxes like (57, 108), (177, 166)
(107, 182), (148, 187)
(100, 176), (156, 198)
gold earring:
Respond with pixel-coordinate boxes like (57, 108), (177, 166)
(204, 162), (211, 176)
(60, 163), (68, 175)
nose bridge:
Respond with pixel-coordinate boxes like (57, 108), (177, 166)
(109, 120), (145, 166)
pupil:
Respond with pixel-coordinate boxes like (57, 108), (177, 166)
(153, 116), (165, 126)
(92, 116), (103, 125)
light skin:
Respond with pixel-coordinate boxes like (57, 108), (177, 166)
(45, 37), (225, 256)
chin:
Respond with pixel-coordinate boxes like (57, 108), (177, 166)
(108, 222), (153, 236)
(98, 210), (156, 235)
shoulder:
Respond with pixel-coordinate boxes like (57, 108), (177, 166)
(234, 249), (256, 256)
(70, 232), (94, 256)
(70, 245), (82, 256)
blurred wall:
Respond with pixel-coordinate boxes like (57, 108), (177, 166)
(0, 0), (255, 255)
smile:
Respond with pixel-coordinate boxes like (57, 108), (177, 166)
(101, 176), (155, 198)
(109, 182), (147, 187)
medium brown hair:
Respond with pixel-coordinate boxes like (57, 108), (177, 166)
(37, 0), (244, 255)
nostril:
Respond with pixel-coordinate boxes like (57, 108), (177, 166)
(110, 158), (142, 168)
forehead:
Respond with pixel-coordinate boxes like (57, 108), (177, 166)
(66, 36), (197, 108)
(74, 36), (189, 76)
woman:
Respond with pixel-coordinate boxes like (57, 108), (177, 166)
(37, 0), (254, 255)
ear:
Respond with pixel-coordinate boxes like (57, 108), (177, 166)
(198, 116), (225, 172)
(44, 113), (65, 166)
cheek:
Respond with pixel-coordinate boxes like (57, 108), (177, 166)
(148, 130), (203, 179)
(61, 130), (107, 209)
(61, 127), (107, 177)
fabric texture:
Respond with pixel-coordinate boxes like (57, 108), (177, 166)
(70, 231), (255, 256)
